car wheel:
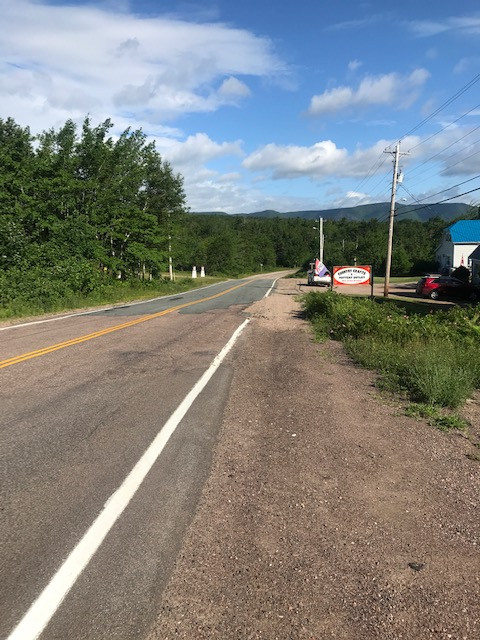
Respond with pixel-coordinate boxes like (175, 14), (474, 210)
(469, 291), (478, 302)
(429, 290), (439, 300)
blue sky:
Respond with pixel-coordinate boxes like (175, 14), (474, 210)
(2, 0), (480, 213)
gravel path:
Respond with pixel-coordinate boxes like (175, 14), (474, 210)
(148, 279), (480, 640)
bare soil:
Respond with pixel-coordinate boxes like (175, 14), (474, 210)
(148, 279), (480, 640)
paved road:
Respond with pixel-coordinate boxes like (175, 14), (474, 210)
(0, 275), (282, 640)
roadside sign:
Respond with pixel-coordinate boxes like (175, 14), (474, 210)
(333, 265), (372, 286)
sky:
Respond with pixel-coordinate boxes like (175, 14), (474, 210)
(2, 0), (480, 214)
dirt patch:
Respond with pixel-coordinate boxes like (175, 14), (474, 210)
(148, 279), (480, 640)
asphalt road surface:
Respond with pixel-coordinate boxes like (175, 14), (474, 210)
(0, 275), (282, 640)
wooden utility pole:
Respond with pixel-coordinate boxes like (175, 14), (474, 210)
(383, 142), (408, 297)
(168, 234), (173, 281)
(319, 217), (324, 263)
(313, 218), (324, 262)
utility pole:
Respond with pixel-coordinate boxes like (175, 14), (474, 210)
(383, 142), (407, 297)
(167, 211), (174, 281)
(314, 218), (324, 262)
(319, 217), (324, 263)
(168, 234), (173, 281)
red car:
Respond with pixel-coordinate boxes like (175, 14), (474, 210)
(416, 275), (479, 301)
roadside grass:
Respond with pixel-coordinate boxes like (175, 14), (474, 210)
(375, 297), (444, 316)
(0, 276), (225, 321)
(371, 276), (417, 284)
(0, 268), (291, 322)
(303, 290), (480, 424)
(404, 403), (469, 431)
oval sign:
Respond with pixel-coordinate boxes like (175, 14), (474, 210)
(333, 266), (371, 285)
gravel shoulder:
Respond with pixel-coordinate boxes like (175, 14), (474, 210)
(148, 279), (480, 640)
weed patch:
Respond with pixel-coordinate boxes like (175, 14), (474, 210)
(405, 403), (468, 431)
(304, 291), (480, 410)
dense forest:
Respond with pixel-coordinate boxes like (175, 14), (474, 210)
(0, 116), (464, 312)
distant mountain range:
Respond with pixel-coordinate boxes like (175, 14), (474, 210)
(192, 202), (475, 222)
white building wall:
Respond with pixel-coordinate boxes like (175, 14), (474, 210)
(435, 236), (453, 270)
(453, 243), (478, 268)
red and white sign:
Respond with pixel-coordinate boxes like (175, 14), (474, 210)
(333, 265), (372, 286)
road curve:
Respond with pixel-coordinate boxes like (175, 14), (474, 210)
(0, 274), (282, 640)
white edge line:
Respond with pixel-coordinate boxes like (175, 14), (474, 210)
(6, 317), (251, 640)
(0, 280), (233, 332)
(263, 278), (279, 298)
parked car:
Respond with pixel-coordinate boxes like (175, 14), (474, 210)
(307, 259), (331, 286)
(416, 275), (479, 301)
(307, 269), (331, 286)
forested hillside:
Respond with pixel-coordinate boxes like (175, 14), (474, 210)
(194, 201), (473, 222)
(0, 116), (458, 315)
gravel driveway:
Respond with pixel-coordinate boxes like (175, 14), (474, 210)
(148, 278), (480, 640)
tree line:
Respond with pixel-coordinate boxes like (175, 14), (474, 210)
(177, 214), (446, 277)
(0, 116), (453, 309)
(0, 116), (186, 306)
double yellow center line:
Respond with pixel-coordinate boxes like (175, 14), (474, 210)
(0, 281), (249, 370)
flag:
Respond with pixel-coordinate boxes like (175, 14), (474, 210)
(314, 259), (328, 277)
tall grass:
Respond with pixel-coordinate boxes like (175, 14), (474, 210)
(304, 291), (480, 408)
(0, 276), (223, 320)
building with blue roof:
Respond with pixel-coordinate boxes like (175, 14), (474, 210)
(436, 220), (480, 272)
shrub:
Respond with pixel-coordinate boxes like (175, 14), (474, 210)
(303, 291), (480, 409)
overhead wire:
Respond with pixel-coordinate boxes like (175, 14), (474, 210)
(377, 181), (480, 223)
(407, 101), (480, 152)
(406, 124), (480, 178)
(394, 185), (480, 220)
(402, 175), (480, 204)
(406, 139), (480, 189)
(340, 73), (480, 210)
(335, 151), (390, 209)
(398, 72), (480, 141)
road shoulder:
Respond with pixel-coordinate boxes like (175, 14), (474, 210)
(148, 279), (480, 640)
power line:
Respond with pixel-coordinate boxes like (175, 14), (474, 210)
(441, 147), (480, 176)
(399, 184), (441, 220)
(403, 174), (480, 204)
(407, 142), (480, 189)
(407, 101), (480, 152)
(406, 125), (480, 177)
(335, 152), (388, 209)
(378, 182), (480, 223)
(399, 72), (480, 141)
(394, 185), (480, 219)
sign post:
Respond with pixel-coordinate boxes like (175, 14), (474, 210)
(333, 265), (373, 298)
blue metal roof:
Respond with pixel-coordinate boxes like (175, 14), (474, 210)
(449, 220), (480, 243)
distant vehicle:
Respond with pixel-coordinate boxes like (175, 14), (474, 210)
(307, 259), (331, 286)
(416, 275), (479, 301)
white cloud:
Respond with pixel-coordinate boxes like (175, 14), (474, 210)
(157, 132), (244, 169)
(325, 13), (391, 32)
(167, 123), (480, 213)
(218, 76), (251, 99)
(243, 139), (394, 180)
(339, 191), (374, 206)
(307, 69), (430, 116)
(407, 14), (480, 37)
(243, 140), (347, 178)
(453, 56), (480, 74)
(348, 60), (362, 72)
(242, 124), (480, 185)
(184, 172), (323, 213)
(0, 0), (285, 131)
